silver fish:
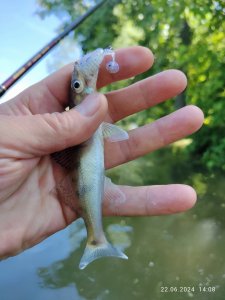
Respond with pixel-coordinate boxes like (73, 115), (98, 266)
(52, 48), (128, 269)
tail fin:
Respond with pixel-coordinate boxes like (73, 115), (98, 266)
(79, 241), (128, 270)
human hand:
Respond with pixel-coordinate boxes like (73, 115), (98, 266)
(0, 46), (204, 258)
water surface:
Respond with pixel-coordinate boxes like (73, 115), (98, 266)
(1, 149), (224, 300)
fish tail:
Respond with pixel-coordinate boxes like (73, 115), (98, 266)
(79, 239), (128, 270)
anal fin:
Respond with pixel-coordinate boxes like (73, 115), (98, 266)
(102, 122), (129, 142)
(103, 177), (126, 214)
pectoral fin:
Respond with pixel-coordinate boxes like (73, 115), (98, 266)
(102, 122), (129, 142)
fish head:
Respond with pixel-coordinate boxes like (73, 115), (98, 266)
(70, 48), (118, 106)
(71, 48), (107, 105)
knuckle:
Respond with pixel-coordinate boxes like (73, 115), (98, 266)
(42, 112), (75, 147)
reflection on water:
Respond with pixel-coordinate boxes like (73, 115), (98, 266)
(0, 148), (225, 300)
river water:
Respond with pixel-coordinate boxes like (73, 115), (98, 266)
(0, 148), (224, 300)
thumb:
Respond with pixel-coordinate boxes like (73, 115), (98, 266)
(0, 93), (108, 157)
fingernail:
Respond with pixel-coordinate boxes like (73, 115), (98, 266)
(76, 93), (101, 117)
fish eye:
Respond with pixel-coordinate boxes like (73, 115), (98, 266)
(74, 81), (80, 88)
(72, 80), (84, 93)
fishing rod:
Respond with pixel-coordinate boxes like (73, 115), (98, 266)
(0, 0), (106, 98)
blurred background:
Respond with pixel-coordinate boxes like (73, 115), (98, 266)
(0, 1), (225, 299)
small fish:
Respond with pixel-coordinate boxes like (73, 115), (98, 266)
(52, 48), (128, 269)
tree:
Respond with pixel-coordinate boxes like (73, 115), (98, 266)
(37, 0), (225, 170)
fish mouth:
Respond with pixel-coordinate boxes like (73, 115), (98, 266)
(77, 48), (115, 91)
(78, 48), (105, 73)
(78, 48), (116, 75)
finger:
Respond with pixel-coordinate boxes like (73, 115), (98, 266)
(105, 105), (204, 169)
(0, 64), (73, 115)
(0, 93), (107, 157)
(103, 184), (196, 216)
(2, 47), (153, 115)
(43, 46), (153, 103)
(97, 46), (154, 89)
(106, 70), (187, 122)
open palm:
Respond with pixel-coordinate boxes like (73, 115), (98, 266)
(0, 46), (203, 258)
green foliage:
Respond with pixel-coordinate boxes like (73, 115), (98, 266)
(37, 0), (225, 170)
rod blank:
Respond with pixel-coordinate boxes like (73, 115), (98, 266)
(0, 0), (105, 98)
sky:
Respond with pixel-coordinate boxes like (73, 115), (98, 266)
(0, 0), (79, 103)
